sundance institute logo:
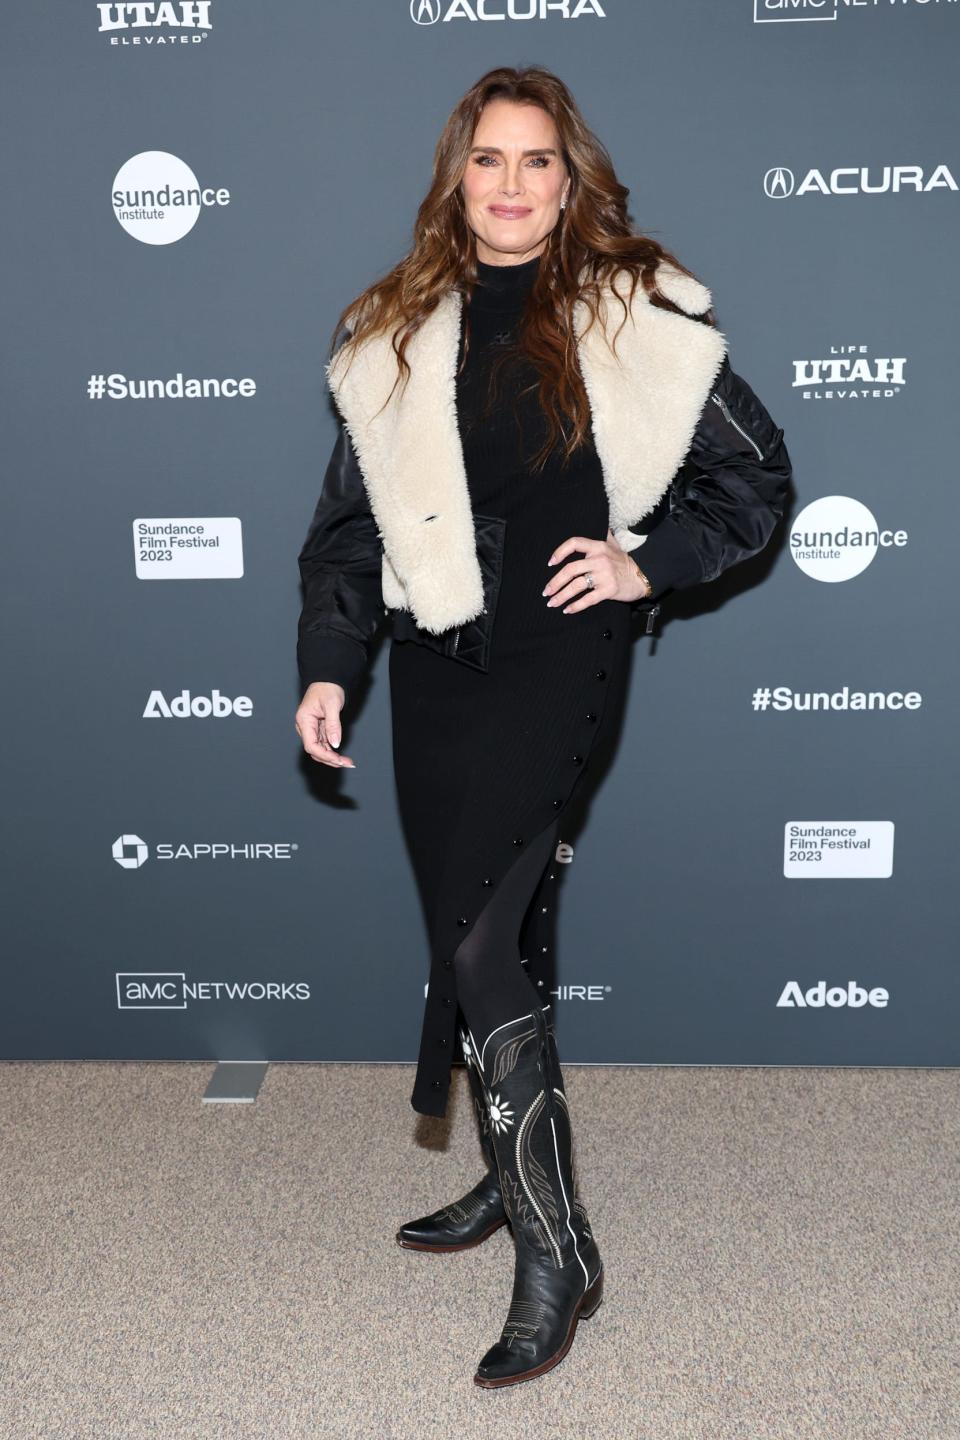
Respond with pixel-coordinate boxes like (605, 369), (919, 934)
(790, 496), (907, 583)
(112, 151), (230, 244)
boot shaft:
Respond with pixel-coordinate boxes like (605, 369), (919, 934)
(466, 1006), (598, 1274)
(460, 1023), (498, 1174)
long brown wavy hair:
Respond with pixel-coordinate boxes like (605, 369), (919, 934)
(329, 64), (717, 473)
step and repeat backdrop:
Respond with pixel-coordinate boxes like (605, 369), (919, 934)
(2, 1), (957, 1069)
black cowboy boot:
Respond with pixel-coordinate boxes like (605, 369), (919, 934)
(472, 1005), (603, 1387)
(396, 1025), (508, 1252)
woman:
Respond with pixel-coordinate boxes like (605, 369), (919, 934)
(294, 65), (792, 1388)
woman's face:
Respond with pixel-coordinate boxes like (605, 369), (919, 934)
(460, 98), (571, 266)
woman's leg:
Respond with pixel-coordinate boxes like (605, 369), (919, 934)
(394, 821), (558, 1254)
(450, 817), (559, 1050)
(444, 815), (603, 1387)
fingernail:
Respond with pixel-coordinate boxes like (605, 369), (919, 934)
(330, 737), (340, 748)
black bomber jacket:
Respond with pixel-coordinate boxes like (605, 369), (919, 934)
(296, 351), (793, 699)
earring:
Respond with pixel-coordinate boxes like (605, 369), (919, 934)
(560, 198), (567, 210)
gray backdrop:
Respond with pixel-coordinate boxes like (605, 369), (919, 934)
(2, 0), (957, 1069)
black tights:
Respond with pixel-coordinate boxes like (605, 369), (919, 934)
(452, 817), (559, 1056)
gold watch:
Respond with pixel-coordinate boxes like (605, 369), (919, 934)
(631, 556), (653, 598)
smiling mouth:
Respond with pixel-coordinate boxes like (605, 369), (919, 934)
(489, 206), (532, 218)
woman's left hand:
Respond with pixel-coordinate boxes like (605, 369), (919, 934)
(542, 528), (651, 612)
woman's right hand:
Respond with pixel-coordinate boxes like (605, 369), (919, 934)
(295, 682), (357, 768)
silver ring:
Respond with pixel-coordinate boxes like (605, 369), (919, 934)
(584, 571), (595, 590)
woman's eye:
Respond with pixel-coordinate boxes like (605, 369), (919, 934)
(472, 155), (551, 168)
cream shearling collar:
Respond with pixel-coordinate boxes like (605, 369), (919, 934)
(326, 261), (727, 634)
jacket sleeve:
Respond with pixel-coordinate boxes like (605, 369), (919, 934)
(296, 415), (387, 698)
(626, 352), (793, 601)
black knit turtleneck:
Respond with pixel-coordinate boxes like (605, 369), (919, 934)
(456, 252), (552, 498)
(455, 247), (604, 527)
(471, 252), (542, 309)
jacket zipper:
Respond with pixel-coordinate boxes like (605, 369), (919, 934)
(711, 392), (764, 461)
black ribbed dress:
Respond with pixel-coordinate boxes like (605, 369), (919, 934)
(390, 253), (633, 1116)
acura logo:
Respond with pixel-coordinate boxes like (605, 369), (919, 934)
(409, 0), (606, 21)
(764, 162), (956, 198)
(764, 166), (795, 198)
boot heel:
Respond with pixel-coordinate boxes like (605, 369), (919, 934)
(579, 1266), (604, 1319)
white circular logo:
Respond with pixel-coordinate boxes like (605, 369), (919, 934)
(410, 0), (441, 22)
(113, 833), (149, 869)
(112, 151), (227, 244)
(790, 496), (894, 582)
(764, 166), (795, 199)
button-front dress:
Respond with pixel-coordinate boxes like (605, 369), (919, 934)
(389, 253), (633, 1117)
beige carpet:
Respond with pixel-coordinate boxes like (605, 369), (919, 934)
(2, 1061), (958, 1439)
